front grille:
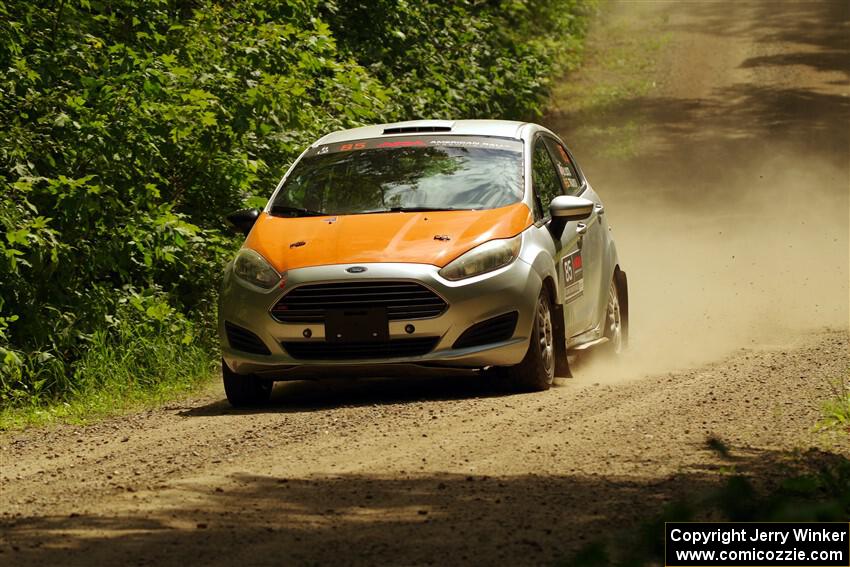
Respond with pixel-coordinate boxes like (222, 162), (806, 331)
(282, 337), (439, 360)
(271, 281), (447, 323)
(453, 312), (519, 349)
(225, 321), (271, 355)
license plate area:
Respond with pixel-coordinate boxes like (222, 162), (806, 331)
(325, 308), (389, 343)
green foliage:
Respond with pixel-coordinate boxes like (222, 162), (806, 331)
(0, 0), (593, 413)
(0, 306), (215, 428)
(323, 0), (593, 119)
(818, 374), (850, 432)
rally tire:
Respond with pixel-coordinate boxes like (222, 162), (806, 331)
(504, 292), (556, 392)
(222, 360), (273, 407)
(601, 276), (626, 356)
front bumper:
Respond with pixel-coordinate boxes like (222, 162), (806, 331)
(219, 258), (542, 377)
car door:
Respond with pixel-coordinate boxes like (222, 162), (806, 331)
(530, 136), (595, 336)
(542, 136), (606, 337)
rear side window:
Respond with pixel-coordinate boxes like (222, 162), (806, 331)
(544, 137), (582, 196)
(531, 139), (562, 217)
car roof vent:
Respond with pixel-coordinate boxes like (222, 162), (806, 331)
(382, 125), (452, 135)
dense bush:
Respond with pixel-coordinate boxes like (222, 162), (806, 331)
(0, 0), (593, 408)
(323, 0), (589, 119)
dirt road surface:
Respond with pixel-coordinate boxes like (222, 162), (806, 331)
(2, 2), (848, 565)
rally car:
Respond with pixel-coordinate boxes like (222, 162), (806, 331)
(219, 120), (628, 406)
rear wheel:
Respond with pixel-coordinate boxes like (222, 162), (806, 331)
(504, 292), (556, 392)
(222, 360), (273, 407)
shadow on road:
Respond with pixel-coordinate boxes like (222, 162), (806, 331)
(667, 0), (850, 79)
(3, 447), (847, 566)
(550, 0), (850, 209)
(554, 84), (850, 212)
(180, 372), (525, 417)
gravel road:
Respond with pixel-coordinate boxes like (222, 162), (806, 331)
(2, 2), (848, 565)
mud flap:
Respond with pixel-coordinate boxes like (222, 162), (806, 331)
(552, 303), (572, 378)
(615, 269), (629, 349)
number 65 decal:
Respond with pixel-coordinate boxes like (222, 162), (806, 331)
(562, 249), (584, 303)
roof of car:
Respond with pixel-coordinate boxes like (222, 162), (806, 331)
(311, 119), (529, 147)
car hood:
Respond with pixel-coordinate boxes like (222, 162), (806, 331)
(243, 202), (533, 272)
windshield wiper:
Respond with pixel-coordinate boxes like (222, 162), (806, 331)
(361, 207), (472, 215)
(269, 205), (326, 217)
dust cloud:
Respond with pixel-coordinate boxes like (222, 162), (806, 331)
(599, 151), (849, 379)
(552, 0), (850, 381)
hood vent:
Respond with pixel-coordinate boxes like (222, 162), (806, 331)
(382, 125), (452, 135)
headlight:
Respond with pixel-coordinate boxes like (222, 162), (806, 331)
(439, 233), (522, 281)
(232, 248), (281, 289)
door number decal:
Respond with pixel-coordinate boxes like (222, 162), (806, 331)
(563, 250), (584, 303)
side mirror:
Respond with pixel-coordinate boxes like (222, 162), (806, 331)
(226, 208), (260, 236)
(548, 195), (594, 238)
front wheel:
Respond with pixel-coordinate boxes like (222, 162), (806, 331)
(602, 277), (626, 355)
(503, 292), (556, 392)
(222, 360), (273, 407)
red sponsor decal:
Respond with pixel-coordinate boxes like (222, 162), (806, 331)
(572, 255), (582, 270)
(377, 140), (426, 148)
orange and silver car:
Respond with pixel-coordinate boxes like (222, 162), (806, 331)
(219, 120), (628, 406)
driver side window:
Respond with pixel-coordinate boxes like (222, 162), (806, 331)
(531, 138), (562, 219)
(544, 138), (583, 197)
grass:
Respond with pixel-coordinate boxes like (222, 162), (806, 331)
(550, 1), (671, 159)
(818, 373), (850, 432)
(0, 327), (217, 430)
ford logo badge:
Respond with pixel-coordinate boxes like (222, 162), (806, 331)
(346, 266), (367, 274)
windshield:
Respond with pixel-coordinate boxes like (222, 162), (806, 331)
(269, 136), (523, 217)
